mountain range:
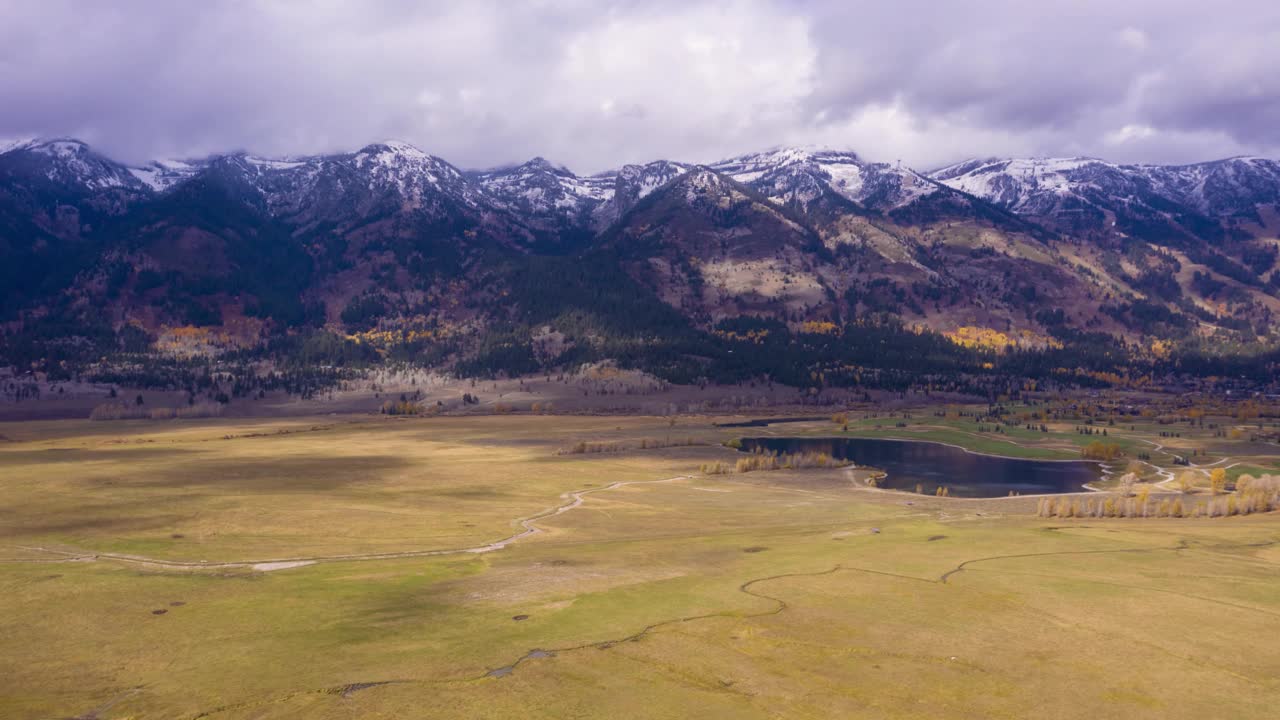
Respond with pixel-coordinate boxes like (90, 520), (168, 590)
(3, 137), (1279, 391)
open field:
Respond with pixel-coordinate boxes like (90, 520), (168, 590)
(2, 409), (1279, 719)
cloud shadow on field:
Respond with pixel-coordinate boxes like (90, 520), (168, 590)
(107, 454), (416, 492)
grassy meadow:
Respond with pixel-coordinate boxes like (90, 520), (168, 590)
(1, 410), (1278, 718)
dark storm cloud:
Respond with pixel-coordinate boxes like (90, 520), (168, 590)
(1, 0), (1277, 171)
(797, 0), (1280, 165)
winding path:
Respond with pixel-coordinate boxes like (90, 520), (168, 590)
(5, 475), (691, 572)
(178, 534), (1280, 719)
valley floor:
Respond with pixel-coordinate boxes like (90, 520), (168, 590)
(1, 412), (1278, 718)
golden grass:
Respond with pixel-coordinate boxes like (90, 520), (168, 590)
(1, 412), (1278, 719)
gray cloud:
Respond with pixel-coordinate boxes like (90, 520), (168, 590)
(1, 0), (1277, 172)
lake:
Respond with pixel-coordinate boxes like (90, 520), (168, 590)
(739, 436), (1102, 498)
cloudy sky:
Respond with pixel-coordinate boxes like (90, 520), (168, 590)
(2, 0), (1277, 172)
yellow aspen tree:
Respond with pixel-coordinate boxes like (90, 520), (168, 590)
(1136, 485), (1151, 505)
(1210, 468), (1227, 495)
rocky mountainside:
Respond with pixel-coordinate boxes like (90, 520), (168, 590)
(3, 137), (1279, 390)
(710, 147), (937, 211)
(601, 167), (832, 323)
(469, 157), (691, 243)
(930, 156), (1280, 240)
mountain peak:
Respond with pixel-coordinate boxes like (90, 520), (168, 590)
(665, 165), (724, 190)
(0, 136), (149, 193)
(7, 137), (94, 159)
(718, 145), (857, 170)
(356, 140), (429, 160)
(710, 144), (937, 210)
(0, 136), (39, 155)
(521, 156), (557, 171)
(379, 139), (425, 153)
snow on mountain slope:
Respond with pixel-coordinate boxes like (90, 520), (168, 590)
(346, 141), (480, 206)
(7, 135), (1278, 240)
(470, 158), (615, 236)
(474, 158), (612, 210)
(1142, 157), (1280, 218)
(602, 166), (831, 322)
(622, 160), (690, 199)
(0, 137), (39, 155)
(592, 160), (691, 227)
(929, 157), (1134, 216)
(191, 141), (488, 225)
(128, 158), (209, 191)
(931, 155), (1280, 224)
(711, 146), (938, 210)
(0, 138), (150, 193)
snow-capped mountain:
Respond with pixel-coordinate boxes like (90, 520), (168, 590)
(472, 158), (612, 212)
(602, 167), (832, 321)
(468, 157), (700, 239)
(931, 155), (1280, 232)
(0, 138), (151, 194)
(241, 141), (487, 225)
(7, 136), (1278, 233)
(0, 139), (219, 194)
(470, 157), (614, 238)
(0, 137), (38, 155)
(0, 138), (488, 219)
(711, 146), (939, 211)
(1142, 157), (1280, 219)
(5, 136), (1280, 383)
(592, 160), (691, 227)
(929, 157), (1145, 216)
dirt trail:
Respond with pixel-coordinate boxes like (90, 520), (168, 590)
(171, 530), (1279, 719)
(8, 475), (691, 572)
(1119, 436), (1244, 492)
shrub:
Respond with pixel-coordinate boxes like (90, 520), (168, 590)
(381, 400), (424, 416)
(557, 441), (623, 455)
(638, 437), (700, 449)
(91, 401), (224, 421)
(732, 449), (848, 474)
(1117, 472), (1137, 497)
(89, 402), (147, 420)
(1082, 442), (1124, 461)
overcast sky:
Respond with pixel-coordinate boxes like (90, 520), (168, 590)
(2, 0), (1278, 173)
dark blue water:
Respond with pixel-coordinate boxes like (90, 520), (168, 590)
(740, 436), (1101, 498)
